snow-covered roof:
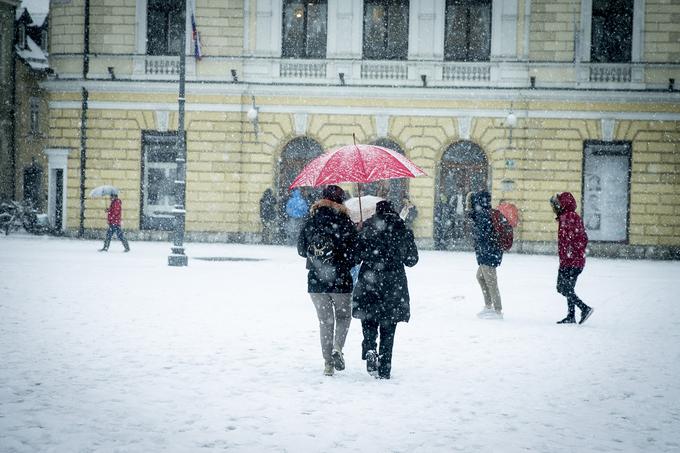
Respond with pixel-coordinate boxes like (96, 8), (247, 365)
(16, 35), (48, 71)
(20, 0), (48, 14)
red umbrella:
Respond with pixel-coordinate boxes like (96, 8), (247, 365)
(289, 143), (426, 189)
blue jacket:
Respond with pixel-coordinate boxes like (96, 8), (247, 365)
(467, 191), (503, 267)
(286, 189), (309, 219)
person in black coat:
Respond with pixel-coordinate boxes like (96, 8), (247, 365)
(259, 188), (278, 244)
(466, 190), (504, 319)
(352, 200), (419, 379)
(297, 185), (358, 376)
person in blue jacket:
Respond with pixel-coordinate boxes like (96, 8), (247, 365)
(285, 188), (309, 245)
(466, 190), (504, 319)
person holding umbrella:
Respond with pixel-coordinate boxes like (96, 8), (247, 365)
(99, 192), (130, 252)
(352, 200), (419, 380)
(297, 185), (358, 376)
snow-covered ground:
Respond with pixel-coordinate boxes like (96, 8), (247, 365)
(1, 235), (679, 452)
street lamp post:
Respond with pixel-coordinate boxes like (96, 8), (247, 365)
(168, 7), (188, 267)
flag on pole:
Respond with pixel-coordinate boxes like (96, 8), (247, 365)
(191, 5), (202, 60)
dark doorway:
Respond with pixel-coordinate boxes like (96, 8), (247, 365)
(278, 137), (324, 203)
(55, 169), (63, 230)
(434, 141), (488, 250)
(23, 161), (43, 210)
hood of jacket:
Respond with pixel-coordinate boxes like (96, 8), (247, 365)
(310, 198), (350, 217)
(557, 192), (577, 214)
(471, 191), (491, 211)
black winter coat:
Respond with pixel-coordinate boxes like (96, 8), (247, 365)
(352, 211), (419, 323)
(297, 200), (358, 293)
(467, 191), (503, 267)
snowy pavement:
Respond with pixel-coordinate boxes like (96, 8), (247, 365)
(1, 235), (679, 452)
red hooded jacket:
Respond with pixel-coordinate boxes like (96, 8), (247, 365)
(107, 198), (122, 226)
(556, 192), (587, 268)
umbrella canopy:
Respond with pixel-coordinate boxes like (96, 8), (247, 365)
(344, 195), (384, 223)
(289, 143), (426, 189)
(89, 185), (119, 198)
(497, 202), (519, 227)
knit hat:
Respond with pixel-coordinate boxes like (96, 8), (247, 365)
(322, 185), (347, 204)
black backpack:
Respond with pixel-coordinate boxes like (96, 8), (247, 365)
(307, 228), (337, 265)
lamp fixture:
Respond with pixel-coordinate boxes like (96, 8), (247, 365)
(247, 96), (259, 137)
(231, 69), (238, 83)
(420, 74), (427, 87)
(506, 111), (517, 145)
(339, 72), (345, 85)
(107, 66), (115, 80)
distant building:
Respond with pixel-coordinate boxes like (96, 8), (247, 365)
(44, 0), (680, 258)
(0, 0), (20, 201)
(14, 4), (50, 211)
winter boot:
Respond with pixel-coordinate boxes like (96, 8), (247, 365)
(579, 306), (594, 325)
(323, 362), (334, 376)
(556, 316), (576, 324)
(98, 247), (108, 252)
(331, 349), (345, 371)
(477, 307), (495, 319)
(365, 350), (379, 377)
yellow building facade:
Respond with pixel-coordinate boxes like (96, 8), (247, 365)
(43, 0), (680, 258)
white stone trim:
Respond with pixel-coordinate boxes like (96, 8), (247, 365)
(44, 148), (71, 231)
(155, 110), (170, 132)
(327, 0), (362, 59)
(408, 0), (445, 60)
(458, 116), (472, 139)
(293, 112), (308, 135)
(375, 114), (389, 137)
(491, 0), (518, 60)
(48, 100), (680, 122)
(254, 0), (282, 57)
(601, 118), (616, 141)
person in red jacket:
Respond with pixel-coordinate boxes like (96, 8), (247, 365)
(99, 194), (130, 252)
(550, 192), (593, 324)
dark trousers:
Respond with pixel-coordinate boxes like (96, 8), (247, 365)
(103, 224), (129, 251)
(557, 267), (588, 317)
(361, 319), (397, 378)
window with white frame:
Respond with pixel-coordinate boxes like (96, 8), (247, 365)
(363, 0), (409, 60)
(29, 97), (40, 135)
(141, 132), (178, 230)
(583, 141), (631, 242)
(445, 0), (492, 61)
(591, 0), (633, 63)
(282, 0), (328, 59)
(146, 0), (185, 56)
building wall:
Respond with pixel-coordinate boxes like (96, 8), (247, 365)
(14, 59), (49, 207)
(43, 0), (680, 257)
(0, 1), (18, 200)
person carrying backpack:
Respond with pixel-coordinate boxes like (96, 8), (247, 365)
(466, 190), (503, 319)
(297, 185), (358, 376)
(550, 192), (594, 325)
(352, 200), (419, 380)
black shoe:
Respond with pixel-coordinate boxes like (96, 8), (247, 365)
(331, 349), (345, 371)
(98, 248), (108, 252)
(579, 306), (594, 325)
(124, 248), (130, 253)
(557, 316), (576, 324)
(365, 350), (378, 377)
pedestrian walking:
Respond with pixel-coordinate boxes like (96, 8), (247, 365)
(99, 193), (130, 252)
(259, 188), (278, 244)
(466, 191), (503, 319)
(550, 192), (594, 325)
(285, 188), (309, 245)
(297, 185), (358, 376)
(352, 200), (419, 379)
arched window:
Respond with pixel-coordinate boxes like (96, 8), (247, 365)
(278, 136), (324, 201)
(434, 141), (488, 250)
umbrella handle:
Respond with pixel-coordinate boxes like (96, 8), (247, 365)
(357, 183), (363, 224)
